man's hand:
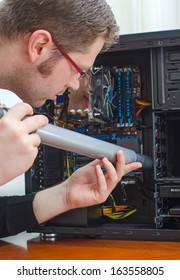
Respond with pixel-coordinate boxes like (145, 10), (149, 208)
(64, 150), (142, 209)
(0, 102), (48, 186)
(33, 150), (142, 224)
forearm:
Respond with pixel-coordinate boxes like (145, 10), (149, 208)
(0, 181), (69, 238)
(32, 181), (70, 224)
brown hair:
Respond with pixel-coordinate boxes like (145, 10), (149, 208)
(0, 0), (119, 53)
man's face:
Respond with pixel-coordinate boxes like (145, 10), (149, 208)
(15, 37), (105, 108)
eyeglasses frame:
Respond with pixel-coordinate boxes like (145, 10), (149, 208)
(52, 38), (87, 80)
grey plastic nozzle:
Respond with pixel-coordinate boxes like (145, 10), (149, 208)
(37, 124), (153, 170)
(0, 108), (153, 170)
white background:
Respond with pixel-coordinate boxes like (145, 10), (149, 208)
(0, 0), (180, 196)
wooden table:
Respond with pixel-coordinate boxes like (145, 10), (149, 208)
(0, 233), (180, 260)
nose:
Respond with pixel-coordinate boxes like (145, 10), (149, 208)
(66, 76), (80, 91)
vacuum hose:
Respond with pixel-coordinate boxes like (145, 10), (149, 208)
(0, 108), (153, 170)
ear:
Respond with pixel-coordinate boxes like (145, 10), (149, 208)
(27, 30), (52, 63)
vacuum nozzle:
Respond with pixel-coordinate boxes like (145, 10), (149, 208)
(0, 108), (153, 170)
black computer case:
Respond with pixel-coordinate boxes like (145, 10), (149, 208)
(25, 29), (180, 241)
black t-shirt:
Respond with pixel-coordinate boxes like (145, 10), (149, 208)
(0, 193), (39, 238)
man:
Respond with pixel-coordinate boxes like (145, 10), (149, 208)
(0, 0), (142, 237)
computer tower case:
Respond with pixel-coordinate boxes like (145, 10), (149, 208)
(25, 29), (180, 241)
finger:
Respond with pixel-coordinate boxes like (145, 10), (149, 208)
(101, 157), (118, 188)
(22, 114), (49, 134)
(115, 150), (126, 181)
(124, 162), (142, 174)
(116, 150), (142, 176)
(86, 158), (103, 167)
(5, 102), (34, 120)
(95, 164), (108, 200)
(28, 133), (42, 148)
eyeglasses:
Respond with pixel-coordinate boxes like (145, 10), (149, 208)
(52, 38), (88, 80)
